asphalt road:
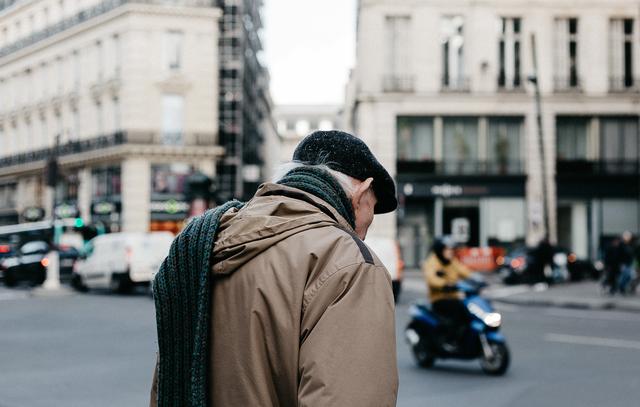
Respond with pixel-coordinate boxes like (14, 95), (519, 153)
(0, 283), (639, 407)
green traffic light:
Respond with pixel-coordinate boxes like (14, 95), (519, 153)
(74, 218), (84, 228)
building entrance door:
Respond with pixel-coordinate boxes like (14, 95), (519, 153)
(443, 205), (480, 247)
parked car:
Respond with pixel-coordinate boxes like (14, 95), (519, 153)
(0, 243), (16, 281)
(365, 236), (404, 302)
(1, 241), (79, 287)
(72, 232), (174, 293)
(498, 245), (572, 285)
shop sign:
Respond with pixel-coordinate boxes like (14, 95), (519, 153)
(92, 202), (117, 215)
(150, 199), (190, 215)
(451, 217), (470, 243)
(54, 203), (79, 219)
(22, 207), (45, 222)
(430, 184), (463, 198)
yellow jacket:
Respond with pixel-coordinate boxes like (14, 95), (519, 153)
(422, 254), (472, 302)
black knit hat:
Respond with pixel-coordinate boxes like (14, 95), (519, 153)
(292, 130), (397, 214)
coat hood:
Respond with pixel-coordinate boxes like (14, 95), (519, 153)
(211, 183), (355, 276)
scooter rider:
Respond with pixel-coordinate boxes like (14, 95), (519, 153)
(423, 237), (473, 345)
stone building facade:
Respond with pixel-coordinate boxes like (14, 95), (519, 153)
(346, 0), (640, 266)
(0, 0), (223, 234)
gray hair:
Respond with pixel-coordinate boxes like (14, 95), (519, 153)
(271, 161), (357, 197)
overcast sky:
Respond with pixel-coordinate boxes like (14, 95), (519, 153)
(262, 0), (356, 106)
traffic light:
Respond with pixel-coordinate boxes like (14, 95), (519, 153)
(74, 217), (84, 228)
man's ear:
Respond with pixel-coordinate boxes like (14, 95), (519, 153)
(351, 178), (374, 210)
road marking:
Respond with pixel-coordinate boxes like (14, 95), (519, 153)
(485, 285), (532, 298)
(545, 308), (640, 322)
(493, 303), (520, 312)
(545, 333), (640, 350)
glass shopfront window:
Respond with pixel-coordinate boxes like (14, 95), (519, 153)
(443, 117), (478, 173)
(556, 117), (588, 160)
(151, 163), (190, 195)
(92, 166), (121, 198)
(488, 117), (523, 174)
(397, 117), (434, 161)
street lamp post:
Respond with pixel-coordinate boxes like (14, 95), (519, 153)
(42, 136), (61, 290)
(528, 33), (551, 243)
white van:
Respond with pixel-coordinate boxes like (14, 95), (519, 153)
(365, 237), (404, 302)
(72, 232), (174, 292)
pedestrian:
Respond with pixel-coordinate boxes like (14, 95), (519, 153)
(618, 231), (634, 294)
(530, 238), (554, 284)
(150, 130), (399, 406)
(603, 237), (621, 294)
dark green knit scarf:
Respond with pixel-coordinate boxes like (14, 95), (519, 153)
(152, 167), (355, 406)
(277, 166), (355, 229)
(153, 200), (244, 407)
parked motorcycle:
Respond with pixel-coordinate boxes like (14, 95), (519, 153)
(405, 277), (510, 375)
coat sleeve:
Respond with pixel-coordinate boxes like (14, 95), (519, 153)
(453, 259), (473, 280)
(424, 256), (447, 289)
(298, 262), (398, 407)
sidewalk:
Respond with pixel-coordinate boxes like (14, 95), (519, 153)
(486, 280), (640, 313)
(402, 271), (640, 313)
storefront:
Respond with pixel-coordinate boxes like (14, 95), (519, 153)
(149, 163), (191, 234)
(91, 166), (122, 232)
(397, 179), (527, 269)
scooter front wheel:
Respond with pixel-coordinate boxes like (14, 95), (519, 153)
(480, 342), (510, 376)
(406, 323), (435, 368)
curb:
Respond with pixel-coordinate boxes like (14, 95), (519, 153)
(491, 295), (640, 313)
(30, 286), (76, 298)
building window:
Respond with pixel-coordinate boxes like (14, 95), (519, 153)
(397, 117), (434, 161)
(556, 117), (588, 160)
(72, 50), (80, 90)
(162, 94), (184, 145)
(498, 17), (522, 90)
(318, 120), (333, 130)
(554, 17), (579, 90)
(164, 31), (183, 72)
(443, 117), (478, 173)
(276, 120), (287, 134)
(96, 40), (103, 81)
(113, 34), (121, 78)
(295, 119), (309, 135)
(151, 163), (190, 195)
(92, 167), (121, 198)
(600, 118), (639, 171)
(441, 16), (467, 91)
(383, 15), (412, 92)
(487, 117), (523, 174)
(609, 18), (635, 91)
(113, 97), (120, 131)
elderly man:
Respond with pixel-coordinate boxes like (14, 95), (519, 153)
(151, 130), (399, 406)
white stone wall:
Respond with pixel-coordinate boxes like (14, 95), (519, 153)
(0, 3), (220, 155)
(349, 0), (640, 244)
(0, 1), (222, 230)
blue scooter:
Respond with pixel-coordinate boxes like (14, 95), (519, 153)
(405, 276), (510, 375)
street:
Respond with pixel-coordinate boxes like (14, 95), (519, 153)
(0, 282), (639, 407)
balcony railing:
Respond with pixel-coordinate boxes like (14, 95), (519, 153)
(553, 76), (582, 92)
(441, 76), (471, 92)
(0, 132), (126, 168)
(556, 159), (640, 175)
(609, 76), (638, 93)
(0, 0), (216, 59)
(382, 75), (415, 93)
(397, 159), (524, 176)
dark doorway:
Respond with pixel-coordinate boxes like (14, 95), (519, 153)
(443, 205), (480, 247)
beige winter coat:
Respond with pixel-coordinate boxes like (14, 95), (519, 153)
(150, 183), (398, 406)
